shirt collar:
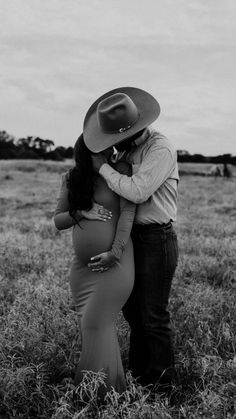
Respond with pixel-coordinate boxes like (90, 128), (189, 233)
(110, 126), (152, 163)
(133, 126), (151, 146)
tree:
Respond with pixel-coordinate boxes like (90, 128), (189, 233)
(17, 136), (34, 149)
(0, 131), (16, 149)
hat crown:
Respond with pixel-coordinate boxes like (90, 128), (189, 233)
(97, 93), (139, 133)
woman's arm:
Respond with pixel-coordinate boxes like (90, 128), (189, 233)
(111, 197), (136, 259)
(53, 173), (112, 230)
(54, 173), (78, 230)
(88, 162), (136, 271)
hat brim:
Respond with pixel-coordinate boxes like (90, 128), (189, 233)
(83, 87), (160, 153)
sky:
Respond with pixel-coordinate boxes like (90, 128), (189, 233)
(1, 0), (236, 156)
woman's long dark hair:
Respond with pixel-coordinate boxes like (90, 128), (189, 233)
(67, 134), (94, 217)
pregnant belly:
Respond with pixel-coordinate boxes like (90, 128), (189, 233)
(72, 219), (117, 265)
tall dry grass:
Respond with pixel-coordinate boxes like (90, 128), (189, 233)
(0, 160), (235, 418)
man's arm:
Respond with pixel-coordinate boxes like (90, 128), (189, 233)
(99, 146), (177, 204)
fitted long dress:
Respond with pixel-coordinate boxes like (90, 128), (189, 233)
(54, 163), (135, 396)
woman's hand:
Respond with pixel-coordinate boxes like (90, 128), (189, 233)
(88, 251), (119, 272)
(81, 202), (112, 221)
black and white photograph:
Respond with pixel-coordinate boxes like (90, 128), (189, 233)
(0, 1), (235, 418)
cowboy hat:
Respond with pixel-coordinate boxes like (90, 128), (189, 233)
(83, 87), (160, 153)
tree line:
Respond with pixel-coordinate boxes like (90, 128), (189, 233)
(177, 150), (236, 165)
(0, 130), (235, 164)
(0, 130), (73, 161)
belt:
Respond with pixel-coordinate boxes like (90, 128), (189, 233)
(133, 221), (172, 231)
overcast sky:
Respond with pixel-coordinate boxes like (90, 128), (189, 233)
(1, 0), (236, 155)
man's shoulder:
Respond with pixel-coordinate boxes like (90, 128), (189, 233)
(146, 127), (176, 156)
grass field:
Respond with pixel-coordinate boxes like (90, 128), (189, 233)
(0, 160), (235, 418)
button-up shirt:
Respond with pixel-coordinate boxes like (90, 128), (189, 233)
(99, 126), (179, 224)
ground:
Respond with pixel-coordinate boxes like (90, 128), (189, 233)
(0, 160), (235, 418)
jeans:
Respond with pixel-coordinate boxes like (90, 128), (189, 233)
(122, 222), (178, 387)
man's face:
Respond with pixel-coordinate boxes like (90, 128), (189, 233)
(115, 128), (146, 152)
(115, 137), (134, 152)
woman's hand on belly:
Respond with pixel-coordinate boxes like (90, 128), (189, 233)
(88, 251), (119, 273)
(81, 202), (112, 221)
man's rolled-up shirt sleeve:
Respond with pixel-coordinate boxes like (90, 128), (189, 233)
(99, 147), (176, 204)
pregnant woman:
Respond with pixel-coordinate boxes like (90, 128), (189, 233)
(54, 134), (135, 397)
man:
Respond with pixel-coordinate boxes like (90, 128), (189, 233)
(84, 87), (179, 393)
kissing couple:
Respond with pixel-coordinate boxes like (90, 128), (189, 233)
(54, 86), (179, 399)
